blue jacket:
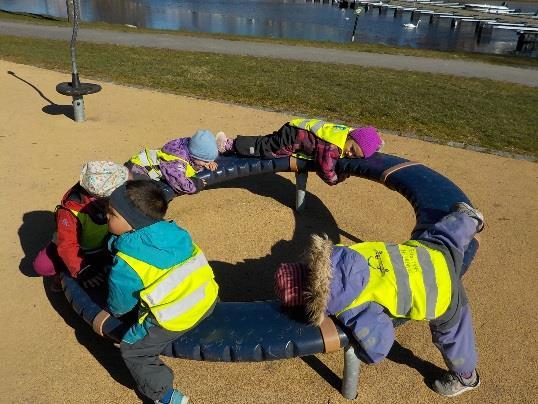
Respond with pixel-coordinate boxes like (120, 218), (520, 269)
(107, 220), (194, 344)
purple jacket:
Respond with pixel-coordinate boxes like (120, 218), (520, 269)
(308, 213), (478, 373)
(277, 128), (343, 185)
(129, 138), (203, 194)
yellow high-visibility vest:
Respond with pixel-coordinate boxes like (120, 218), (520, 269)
(67, 209), (108, 252)
(288, 118), (354, 157)
(336, 241), (452, 321)
(129, 149), (197, 180)
(117, 245), (219, 331)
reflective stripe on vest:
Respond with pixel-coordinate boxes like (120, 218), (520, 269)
(288, 118), (353, 156)
(116, 245), (218, 331)
(129, 149), (197, 179)
(68, 209), (108, 252)
(336, 241), (452, 321)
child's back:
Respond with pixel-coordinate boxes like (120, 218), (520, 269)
(217, 118), (383, 185)
(106, 179), (218, 404)
(126, 130), (219, 196)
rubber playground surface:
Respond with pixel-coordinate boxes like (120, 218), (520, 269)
(1, 59), (537, 403)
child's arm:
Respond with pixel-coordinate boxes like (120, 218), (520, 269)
(107, 253), (144, 316)
(160, 160), (205, 194)
(315, 141), (341, 185)
(55, 208), (90, 278)
(337, 302), (395, 364)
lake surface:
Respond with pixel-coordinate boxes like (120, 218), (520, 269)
(1, 0), (537, 56)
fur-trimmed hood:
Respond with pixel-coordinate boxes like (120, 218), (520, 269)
(304, 234), (334, 326)
(304, 234), (370, 326)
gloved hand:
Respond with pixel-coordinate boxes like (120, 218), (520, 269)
(82, 272), (106, 289)
(77, 264), (108, 289)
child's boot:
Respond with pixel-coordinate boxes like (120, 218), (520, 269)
(216, 131), (233, 154)
(452, 202), (484, 232)
(155, 389), (189, 404)
(433, 369), (480, 397)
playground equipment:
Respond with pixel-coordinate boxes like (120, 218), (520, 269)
(56, 0), (101, 122)
(60, 153), (479, 400)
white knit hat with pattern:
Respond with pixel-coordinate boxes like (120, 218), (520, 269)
(79, 161), (129, 197)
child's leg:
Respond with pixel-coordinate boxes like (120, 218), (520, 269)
(430, 304), (480, 396)
(120, 325), (184, 402)
(430, 304), (477, 374)
(413, 212), (478, 262)
(33, 242), (63, 276)
(234, 124), (297, 158)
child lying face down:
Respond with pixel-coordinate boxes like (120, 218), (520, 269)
(216, 118), (384, 185)
(275, 202), (484, 397)
(126, 129), (219, 199)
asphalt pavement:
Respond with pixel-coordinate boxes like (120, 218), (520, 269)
(1, 20), (537, 87)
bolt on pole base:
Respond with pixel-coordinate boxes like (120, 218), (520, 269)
(72, 95), (85, 122)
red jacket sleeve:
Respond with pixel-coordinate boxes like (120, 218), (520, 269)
(55, 208), (88, 277)
(315, 140), (340, 185)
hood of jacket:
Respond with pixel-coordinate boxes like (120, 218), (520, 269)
(304, 234), (370, 325)
(111, 220), (193, 269)
(161, 137), (192, 162)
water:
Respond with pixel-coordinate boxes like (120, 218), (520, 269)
(1, 0), (537, 56)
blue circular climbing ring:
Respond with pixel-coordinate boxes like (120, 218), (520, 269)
(61, 153), (479, 361)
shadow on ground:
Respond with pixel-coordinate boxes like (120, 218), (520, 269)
(18, 210), (56, 277)
(7, 70), (75, 120)
(18, 173), (444, 401)
(206, 173), (361, 301)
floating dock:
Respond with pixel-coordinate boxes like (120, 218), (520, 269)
(333, 0), (538, 52)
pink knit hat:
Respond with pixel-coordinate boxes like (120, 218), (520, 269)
(349, 127), (383, 158)
(274, 262), (308, 307)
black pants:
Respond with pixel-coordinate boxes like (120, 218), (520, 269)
(234, 124), (299, 158)
(120, 304), (216, 401)
(120, 325), (184, 401)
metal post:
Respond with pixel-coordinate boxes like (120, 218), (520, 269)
(70, 0), (84, 122)
(57, 0), (101, 121)
(70, 0), (80, 77)
(351, 8), (362, 42)
(66, 0), (73, 22)
(295, 171), (308, 212)
(342, 344), (361, 400)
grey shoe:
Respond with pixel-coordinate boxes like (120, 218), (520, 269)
(452, 202), (484, 233)
(433, 370), (480, 397)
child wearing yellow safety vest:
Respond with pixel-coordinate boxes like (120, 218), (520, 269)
(275, 202), (484, 397)
(33, 161), (128, 291)
(216, 119), (383, 185)
(106, 180), (218, 404)
(126, 129), (219, 199)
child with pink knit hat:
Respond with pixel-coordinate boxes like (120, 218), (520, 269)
(217, 118), (383, 185)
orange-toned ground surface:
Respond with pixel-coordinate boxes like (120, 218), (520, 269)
(1, 60), (537, 403)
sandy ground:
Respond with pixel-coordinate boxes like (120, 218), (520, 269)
(1, 59), (537, 404)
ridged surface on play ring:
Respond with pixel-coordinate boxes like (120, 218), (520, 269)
(61, 153), (478, 361)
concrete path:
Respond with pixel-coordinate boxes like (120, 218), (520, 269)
(1, 20), (537, 87)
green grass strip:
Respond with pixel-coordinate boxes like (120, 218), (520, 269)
(1, 34), (536, 158)
(1, 10), (537, 69)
